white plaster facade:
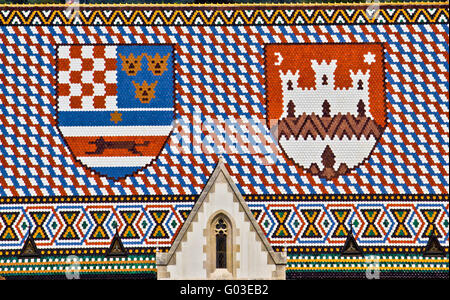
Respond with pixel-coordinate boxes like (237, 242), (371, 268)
(156, 158), (286, 280)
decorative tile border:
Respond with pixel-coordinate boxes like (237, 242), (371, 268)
(249, 196), (449, 249)
(1, 252), (447, 279)
(0, 200), (195, 254)
(0, 255), (156, 278)
(0, 195), (447, 256)
(0, 195), (197, 204)
(0, 4), (448, 25)
(286, 253), (449, 279)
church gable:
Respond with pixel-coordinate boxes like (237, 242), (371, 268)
(156, 158), (286, 280)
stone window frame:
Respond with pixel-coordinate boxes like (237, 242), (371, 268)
(205, 210), (238, 278)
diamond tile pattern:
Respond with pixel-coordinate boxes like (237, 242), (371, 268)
(0, 25), (448, 196)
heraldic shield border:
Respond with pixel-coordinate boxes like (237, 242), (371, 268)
(265, 43), (388, 180)
(55, 44), (176, 180)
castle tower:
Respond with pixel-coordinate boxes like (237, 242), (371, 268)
(350, 69), (371, 92)
(279, 69), (301, 119)
(349, 69), (371, 117)
(311, 59), (337, 90)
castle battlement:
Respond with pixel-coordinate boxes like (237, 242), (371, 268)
(279, 59), (371, 119)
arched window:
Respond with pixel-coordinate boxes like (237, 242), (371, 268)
(215, 218), (227, 268)
(207, 212), (234, 277)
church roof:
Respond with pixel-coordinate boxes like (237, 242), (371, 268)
(0, 20), (446, 196)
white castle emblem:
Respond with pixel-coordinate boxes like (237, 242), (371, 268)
(277, 59), (384, 180)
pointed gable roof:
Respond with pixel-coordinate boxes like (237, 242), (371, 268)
(19, 234), (40, 258)
(157, 157), (286, 266)
(106, 231), (128, 257)
(340, 228), (363, 256)
(423, 225), (445, 257)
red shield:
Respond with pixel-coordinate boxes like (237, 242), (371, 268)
(266, 44), (386, 179)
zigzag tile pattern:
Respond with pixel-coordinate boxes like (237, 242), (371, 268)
(0, 201), (195, 251)
(0, 7), (448, 25)
(0, 24), (448, 195)
(248, 199), (449, 248)
(278, 114), (384, 140)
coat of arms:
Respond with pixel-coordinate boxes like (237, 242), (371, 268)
(56, 45), (174, 179)
(266, 44), (386, 179)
